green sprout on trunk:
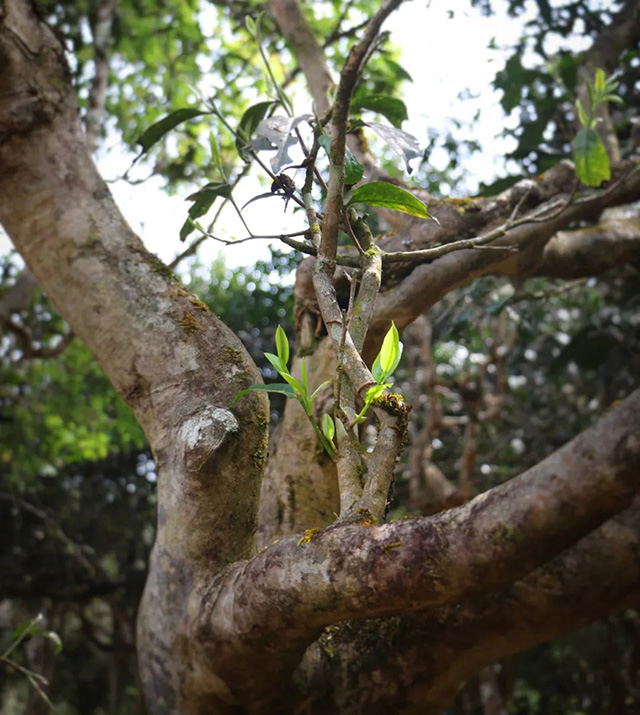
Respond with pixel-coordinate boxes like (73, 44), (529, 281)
(232, 326), (335, 458)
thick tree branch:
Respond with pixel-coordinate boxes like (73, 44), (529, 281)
(0, 3), (268, 708)
(534, 204), (640, 278)
(371, 161), (640, 336)
(194, 389), (640, 705)
(0, 0), (267, 566)
(293, 500), (640, 713)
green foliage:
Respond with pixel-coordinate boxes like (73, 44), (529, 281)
(355, 322), (404, 424)
(1, 338), (145, 486)
(348, 182), (433, 219)
(572, 68), (622, 186)
(573, 127), (610, 186)
(351, 94), (408, 128)
(136, 108), (205, 153)
(233, 326), (335, 457)
(236, 101), (277, 160)
(319, 135), (365, 185)
(180, 181), (233, 241)
(490, 3), (637, 178)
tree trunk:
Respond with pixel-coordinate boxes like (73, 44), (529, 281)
(2, 2), (640, 713)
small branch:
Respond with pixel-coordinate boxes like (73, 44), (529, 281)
(356, 396), (410, 520)
(379, 195), (573, 265)
(336, 420), (363, 515)
(5, 319), (74, 359)
(184, 226), (309, 247)
(85, 0), (116, 152)
(0, 493), (98, 576)
(320, 0), (405, 265)
(347, 210), (381, 352)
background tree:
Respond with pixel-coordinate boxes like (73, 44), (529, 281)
(1, 0), (639, 713)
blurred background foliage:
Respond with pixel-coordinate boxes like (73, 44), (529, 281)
(1, 0), (639, 712)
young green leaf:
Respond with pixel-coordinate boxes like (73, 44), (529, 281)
(351, 94), (408, 129)
(379, 321), (400, 375)
(310, 380), (332, 400)
(365, 383), (389, 403)
(371, 352), (383, 383)
(322, 413), (335, 442)
(574, 99), (589, 128)
(264, 351), (287, 375)
(231, 382), (295, 405)
(300, 357), (308, 395)
(348, 182), (433, 220)
(275, 368), (305, 397)
(209, 133), (225, 178)
(275, 325), (289, 367)
(594, 68), (606, 94)
(372, 323), (404, 382)
(136, 108), (204, 153)
(573, 127), (611, 187)
(180, 182), (232, 241)
(245, 16), (257, 35)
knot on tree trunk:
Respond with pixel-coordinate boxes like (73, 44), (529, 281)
(180, 406), (240, 474)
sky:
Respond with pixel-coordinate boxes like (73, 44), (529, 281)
(1, 1), (536, 269)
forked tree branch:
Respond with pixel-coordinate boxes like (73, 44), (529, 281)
(194, 389), (640, 704)
(293, 499), (640, 712)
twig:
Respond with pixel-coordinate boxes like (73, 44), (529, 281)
(5, 320), (74, 360)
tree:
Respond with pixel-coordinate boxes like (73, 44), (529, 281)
(1, 0), (639, 712)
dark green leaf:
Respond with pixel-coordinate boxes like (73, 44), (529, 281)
(180, 182), (232, 241)
(241, 192), (277, 211)
(12, 619), (41, 641)
(231, 383), (295, 405)
(136, 108), (204, 153)
(344, 148), (364, 185)
(573, 128), (611, 187)
(384, 58), (413, 83)
(235, 101), (276, 161)
(351, 94), (408, 129)
(347, 182), (433, 219)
